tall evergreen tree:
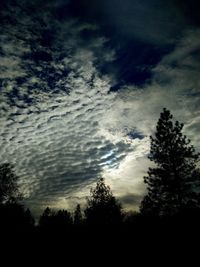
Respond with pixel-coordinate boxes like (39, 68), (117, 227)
(74, 204), (83, 225)
(140, 108), (200, 216)
(85, 178), (122, 225)
(0, 163), (22, 204)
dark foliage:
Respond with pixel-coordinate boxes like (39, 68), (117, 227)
(0, 163), (34, 232)
(39, 207), (73, 230)
(0, 163), (22, 204)
(140, 108), (200, 217)
(84, 177), (123, 225)
(74, 204), (83, 225)
(0, 202), (35, 231)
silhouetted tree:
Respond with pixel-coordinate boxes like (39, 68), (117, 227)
(85, 178), (123, 225)
(123, 211), (141, 226)
(0, 163), (22, 204)
(24, 208), (35, 227)
(39, 207), (54, 228)
(39, 207), (72, 230)
(0, 163), (35, 231)
(54, 209), (73, 227)
(140, 108), (200, 217)
(74, 204), (83, 225)
(0, 203), (35, 231)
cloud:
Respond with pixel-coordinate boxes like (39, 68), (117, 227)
(69, 0), (188, 44)
(0, 0), (132, 215)
(119, 194), (143, 211)
(105, 29), (200, 145)
(98, 29), (200, 203)
(105, 0), (186, 44)
(0, 52), (131, 206)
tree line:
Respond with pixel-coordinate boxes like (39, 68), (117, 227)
(0, 108), (200, 232)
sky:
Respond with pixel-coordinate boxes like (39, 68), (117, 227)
(0, 0), (200, 217)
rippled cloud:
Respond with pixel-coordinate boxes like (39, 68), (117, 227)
(0, 0), (132, 215)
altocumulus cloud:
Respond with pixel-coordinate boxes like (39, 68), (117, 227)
(0, 0), (132, 214)
(100, 29), (200, 209)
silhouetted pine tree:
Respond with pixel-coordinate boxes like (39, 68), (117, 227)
(140, 108), (200, 217)
(39, 207), (73, 230)
(0, 163), (34, 231)
(55, 209), (73, 227)
(0, 163), (22, 204)
(24, 208), (35, 227)
(85, 178), (122, 225)
(74, 204), (83, 225)
(39, 207), (54, 228)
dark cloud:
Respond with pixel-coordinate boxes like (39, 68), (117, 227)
(66, 0), (187, 86)
(68, 0), (199, 39)
(67, 0), (200, 86)
(119, 194), (142, 207)
(174, 0), (200, 26)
